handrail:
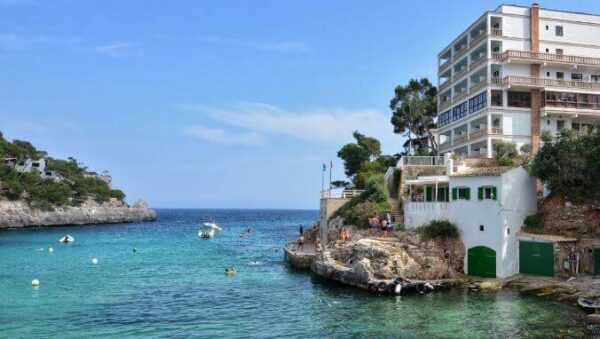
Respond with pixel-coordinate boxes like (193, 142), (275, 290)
(499, 49), (600, 67)
(469, 33), (486, 48)
(470, 56), (487, 71)
(469, 80), (487, 93)
(320, 189), (364, 199)
(439, 99), (452, 111)
(453, 90), (469, 102)
(503, 76), (600, 90)
(401, 156), (446, 166)
(439, 80), (452, 92)
(439, 59), (452, 73)
(490, 29), (502, 36)
(453, 67), (468, 81)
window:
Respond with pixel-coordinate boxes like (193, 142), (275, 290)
(452, 101), (468, 121)
(546, 71), (550, 77)
(592, 75), (600, 83)
(452, 187), (470, 200)
(507, 228), (510, 235)
(491, 90), (503, 106)
(556, 72), (564, 79)
(507, 91), (531, 108)
(571, 73), (582, 81)
(479, 225), (485, 231)
(545, 25), (549, 30)
(557, 120), (565, 131)
(478, 186), (497, 200)
(545, 48), (549, 53)
(468, 91), (487, 113)
(438, 110), (451, 127)
(556, 25), (563, 36)
(572, 123), (580, 131)
(556, 48), (563, 55)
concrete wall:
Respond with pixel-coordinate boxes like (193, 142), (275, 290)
(403, 202), (449, 228)
(319, 197), (350, 243)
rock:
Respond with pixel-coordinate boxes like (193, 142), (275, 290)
(132, 199), (149, 209)
(587, 314), (600, 324)
(0, 200), (157, 228)
(565, 201), (572, 208)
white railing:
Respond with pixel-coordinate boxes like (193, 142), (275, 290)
(401, 156), (446, 167)
(320, 189), (364, 199)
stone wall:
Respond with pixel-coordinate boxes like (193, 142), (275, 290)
(0, 199), (157, 228)
(542, 196), (600, 237)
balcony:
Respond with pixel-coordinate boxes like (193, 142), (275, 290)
(470, 80), (487, 93)
(439, 101), (452, 111)
(400, 156), (446, 167)
(469, 33), (487, 49)
(439, 80), (452, 92)
(454, 45), (469, 60)
(503, 76), (600, 90)
(439, 59), (452, 74)
(443, 128), (504, 150)
(470, 56), (487, 71)
(453, 90), (469, 102)
(498, 50), (600, 67)
(453, 67), (468, 81)
(490, 29), (502, 36)
(439, 140), (452, 151)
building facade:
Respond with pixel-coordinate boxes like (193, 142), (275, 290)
(437, 3), (600, 158)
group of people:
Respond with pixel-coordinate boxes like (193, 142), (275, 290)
(368, 214), (395, 236)
(224, 267), (237, 276)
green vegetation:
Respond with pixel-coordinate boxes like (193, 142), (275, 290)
(530, 125), (600, 202)
(523, 212), (545, 234)
(0, 132), (125, 209)
(332, 175), (391, 227)
(390, 78), (438, 155)
(421, 220), (459, 240)
(492, 140), (532, 167)
(336, 131), (395, 189)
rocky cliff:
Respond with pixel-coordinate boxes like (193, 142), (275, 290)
(0, 199), (157, 228)
(541, 196), (600, 237)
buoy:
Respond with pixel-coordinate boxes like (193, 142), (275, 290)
(31, 279), (40, 287)
(92, 258), (98, 265)
(48, 247), (54, 253)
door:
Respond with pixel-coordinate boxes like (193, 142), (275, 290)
(468, 246), (496, 278)
(519, 241), (554, 277)
(594, 249), (600, 275)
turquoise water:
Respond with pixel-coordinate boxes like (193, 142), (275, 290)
(0, 209), (590, 338)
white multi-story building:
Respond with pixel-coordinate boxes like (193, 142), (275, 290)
(436, 3), (600, 158)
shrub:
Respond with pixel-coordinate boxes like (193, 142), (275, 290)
(497, 155), (515, 166)
(333, 174), (391, 227)
(494, 141), (518, 159)
(344, 201), (382, 227)
(523, 212), (545, 233)
(520, 143), (532, 154)
(421, 220), (459, 240)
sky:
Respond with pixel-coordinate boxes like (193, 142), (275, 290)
(1, 0), (599, 209)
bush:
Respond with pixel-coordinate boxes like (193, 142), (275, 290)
(520, 143), (532, 154)
(343, 201), (382, 227)
(523, 212), (545, 233)
(497, 155), (515, 166)
(421, 220), (459, 240)
(494, 141), (518, 159)
(333, 174), (391, 227)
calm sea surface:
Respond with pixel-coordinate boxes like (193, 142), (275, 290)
(0, 209), (591, 338)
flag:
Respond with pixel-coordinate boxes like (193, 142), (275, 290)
(330, 160), (333, 170)
(323, 163), (326, 172)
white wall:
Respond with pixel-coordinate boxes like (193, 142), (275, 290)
(498, 167), (537, 277)
(403, 202), (449, 228)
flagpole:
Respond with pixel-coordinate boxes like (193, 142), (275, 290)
(321, 164), (325, 192)
(329, 160), (332, 189)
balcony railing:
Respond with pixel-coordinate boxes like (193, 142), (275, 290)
(498, 49), (600, 67)
(443, 128), (504, 150)
(492, 52), (502, 61)
(320, 189), (364, 199)
(439, 59), (452, 73)
(439, 141), (452, 151)
(490, 29), (502, 36)
(401, 156), (446, 167)
(439, 99), (452, 111)
(469, 129), (487, 140)
(453, 90), (469, 102)
(490, 77), (502, 85)
(470, 80), (487, 93)
(469, 33), (487, 48)
(453, 67), (468, 81)
(454, 45), (469, 60)
(503, 76), (600, 90)
(439, 80), (452, 92)
(470, 56), (487, 70)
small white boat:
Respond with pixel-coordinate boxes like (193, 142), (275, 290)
(578, 297), (600, 310)
(198, 222), (222, 239)
(59, 235), (75, 243)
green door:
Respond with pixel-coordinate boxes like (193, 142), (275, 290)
(594, 249), (600, 275)
(519, 241), (554, 277)
(468, 246), (496, 278)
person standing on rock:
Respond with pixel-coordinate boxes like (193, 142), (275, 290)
(299, 224), (304, 236)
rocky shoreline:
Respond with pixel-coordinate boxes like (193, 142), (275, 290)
(0, 199), (157, 228)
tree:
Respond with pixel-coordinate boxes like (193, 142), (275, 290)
(337, 131), (382, 177)
(390, 78), (438, 154)
(530, 126), (600, 202)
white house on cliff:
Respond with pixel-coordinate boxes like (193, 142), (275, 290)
(400, 155), (537, 278)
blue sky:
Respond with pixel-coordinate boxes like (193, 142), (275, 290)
(1, 0), (599, 209)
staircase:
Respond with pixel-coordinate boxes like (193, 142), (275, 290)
(389, 197), (402, 224)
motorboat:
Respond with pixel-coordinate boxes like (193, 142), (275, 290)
(198, 222), (222, 238)
(59, 235), (75, 243)
(578, 297), (600, 310)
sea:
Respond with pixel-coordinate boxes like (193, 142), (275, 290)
(0, 209), (591, 338)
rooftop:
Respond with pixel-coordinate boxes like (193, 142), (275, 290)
(450, 166), (514, 177)
(517, 231), (578, 243)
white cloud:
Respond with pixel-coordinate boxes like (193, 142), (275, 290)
(183, 125), (266, 146)
(199, 35), (312, 53)
(96, 42), (143, 57)
(179, 102), (396, 147)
